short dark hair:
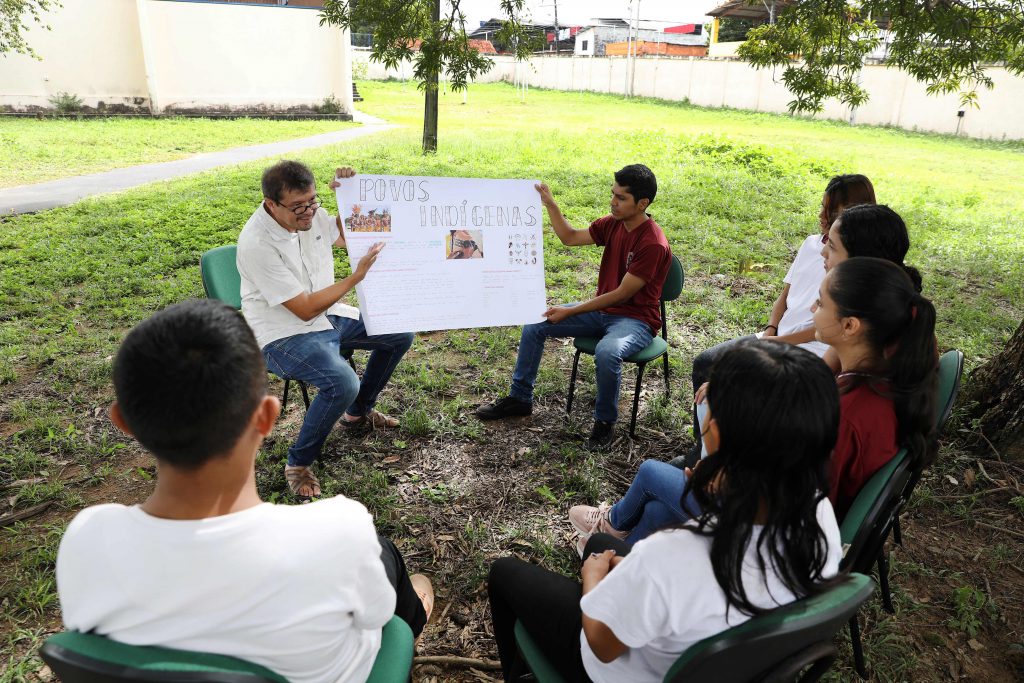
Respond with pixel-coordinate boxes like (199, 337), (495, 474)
(822, 174), (876, 225)
(835, 204), (922, 291)
(614, 164), (657, 206)
(113, 299), (268, 468)
(261, 160), (315, 203)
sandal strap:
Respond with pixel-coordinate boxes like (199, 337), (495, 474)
(284, 466), (320, 497)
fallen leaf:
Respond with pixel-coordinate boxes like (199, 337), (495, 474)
(382, 456), (401, 464)
(945, 474), (959, 486)
(964, 468), (976, 488)
(968, 638), (985, 651)
(436, 534), (455, 541)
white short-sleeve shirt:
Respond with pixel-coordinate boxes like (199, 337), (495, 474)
(237, 204), (359, 349)
(579, 497), (842, 683)
(778, 234), (829, 357)
(57, 497), (395, 683)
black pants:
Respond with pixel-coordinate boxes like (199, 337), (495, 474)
(487, 534), (631, 683)
(378, 535), (427, 638)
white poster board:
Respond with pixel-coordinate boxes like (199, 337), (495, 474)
(335, 175), (547, 335)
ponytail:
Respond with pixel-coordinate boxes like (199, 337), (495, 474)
(828, 258), (938, 470)
(887, 292), (939, 469)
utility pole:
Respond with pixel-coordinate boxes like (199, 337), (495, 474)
(553, 0), (559, 55)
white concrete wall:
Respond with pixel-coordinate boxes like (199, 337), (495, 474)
(0, 0), (149, 110)
(360, 53), (1024, 140)
(0, 0), (352, 115)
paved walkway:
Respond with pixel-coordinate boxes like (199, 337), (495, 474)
(0, 112), (394, 215)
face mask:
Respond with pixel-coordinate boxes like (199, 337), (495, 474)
(696, 402), (710, 459)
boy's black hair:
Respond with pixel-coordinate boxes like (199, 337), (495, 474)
(614, 164), (657, 206)
(261, 160), (315, 203)
(112, 299), (268, 468)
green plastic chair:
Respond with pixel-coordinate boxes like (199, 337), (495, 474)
(40, 615), (414, 683)
(565, 253), (684, 437)
(838, 449), (912, 679)
(513, 573), (875, 683)
(199, 245), (355, 414)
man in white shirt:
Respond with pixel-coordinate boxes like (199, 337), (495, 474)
(237, 160), (414, 499)
(56, 300), (432, 683)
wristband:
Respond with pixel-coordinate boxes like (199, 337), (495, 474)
(763, 324), (778, 334)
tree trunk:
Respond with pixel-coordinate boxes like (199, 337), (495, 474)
(421, 0), (440, 153)
(962, 318), (1024, 462)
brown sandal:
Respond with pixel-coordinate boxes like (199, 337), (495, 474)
(284, 465), (320, 500)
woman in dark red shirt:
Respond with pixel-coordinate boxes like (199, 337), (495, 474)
(812, 257), (938, 519)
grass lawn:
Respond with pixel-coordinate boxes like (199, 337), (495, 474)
(1, 80), (1022, 681)
(0, 117), (358, 188)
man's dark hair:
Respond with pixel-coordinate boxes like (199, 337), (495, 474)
(614, 164), (657, 206)
(261, 160), (315, 203)
(113, 299), (268, 468)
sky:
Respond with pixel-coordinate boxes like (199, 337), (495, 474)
(458, 0), (725, 28)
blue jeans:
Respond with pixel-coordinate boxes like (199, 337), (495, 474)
(263, 315), (413, 467)
(608, 459), (702, 543)
(510, 308), (653, 423)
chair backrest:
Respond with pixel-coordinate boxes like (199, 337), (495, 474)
(839, 449), (911, 573)
(663, 573), (875, 683)
(662, 254), (685, 303)
(40, 631), (287, 683)
(200, 245), (242, 311)
(935, 349), (964, 433)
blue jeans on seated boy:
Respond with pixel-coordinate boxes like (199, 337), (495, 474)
(609, 459), (702, 542)
(262, 315), (413, 467)
(510, 306), (653, 423)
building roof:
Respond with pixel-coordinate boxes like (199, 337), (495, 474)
(707, 0), (794, 21)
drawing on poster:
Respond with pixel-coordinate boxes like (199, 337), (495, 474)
(335, 174), (546, 335)
(345, 204), (392, 232)
(446, 230), (484, 259)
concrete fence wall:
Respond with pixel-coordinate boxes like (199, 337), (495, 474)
(0, 0), (352, 116)
(357, 52), (1024, 141)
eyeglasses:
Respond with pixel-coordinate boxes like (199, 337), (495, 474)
(281, 196), (321, 215)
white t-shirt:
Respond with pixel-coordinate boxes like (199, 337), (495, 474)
(778, 234), (829, 358)
(579, 497), (842, 683)
(56, 497), (396, 683)
(237, 204), (360, 349)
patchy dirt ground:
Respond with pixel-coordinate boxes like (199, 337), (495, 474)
(4, 363), (1022, 683)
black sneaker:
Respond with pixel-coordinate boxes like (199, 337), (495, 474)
(587, 420), (615, 450)
(475, 395), (532, 420)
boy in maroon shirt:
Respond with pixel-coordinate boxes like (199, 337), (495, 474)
(476, 165), (672, 449)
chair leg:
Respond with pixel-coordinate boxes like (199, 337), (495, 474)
(878, 550), (895, 614)
(299, 381), (311, 409)
(849, 612), (868, 679)
(567, 350), (582, 415)
(662, 352), (670, 395)
(282, 379), (291, 413)
(892, 515), (903, 547)
(630, 362), (647, 438)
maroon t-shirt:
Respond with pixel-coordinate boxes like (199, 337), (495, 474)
(588, 215), (672, 332)
(829, 381), (899, 521)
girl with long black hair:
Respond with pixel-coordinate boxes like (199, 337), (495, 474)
(812, 257), (938, 516)
(488, 341), (843, 683)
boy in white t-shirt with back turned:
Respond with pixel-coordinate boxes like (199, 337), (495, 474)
(56, 299), (433, 683)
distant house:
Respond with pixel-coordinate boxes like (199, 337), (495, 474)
(575, 21), (706, 57)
